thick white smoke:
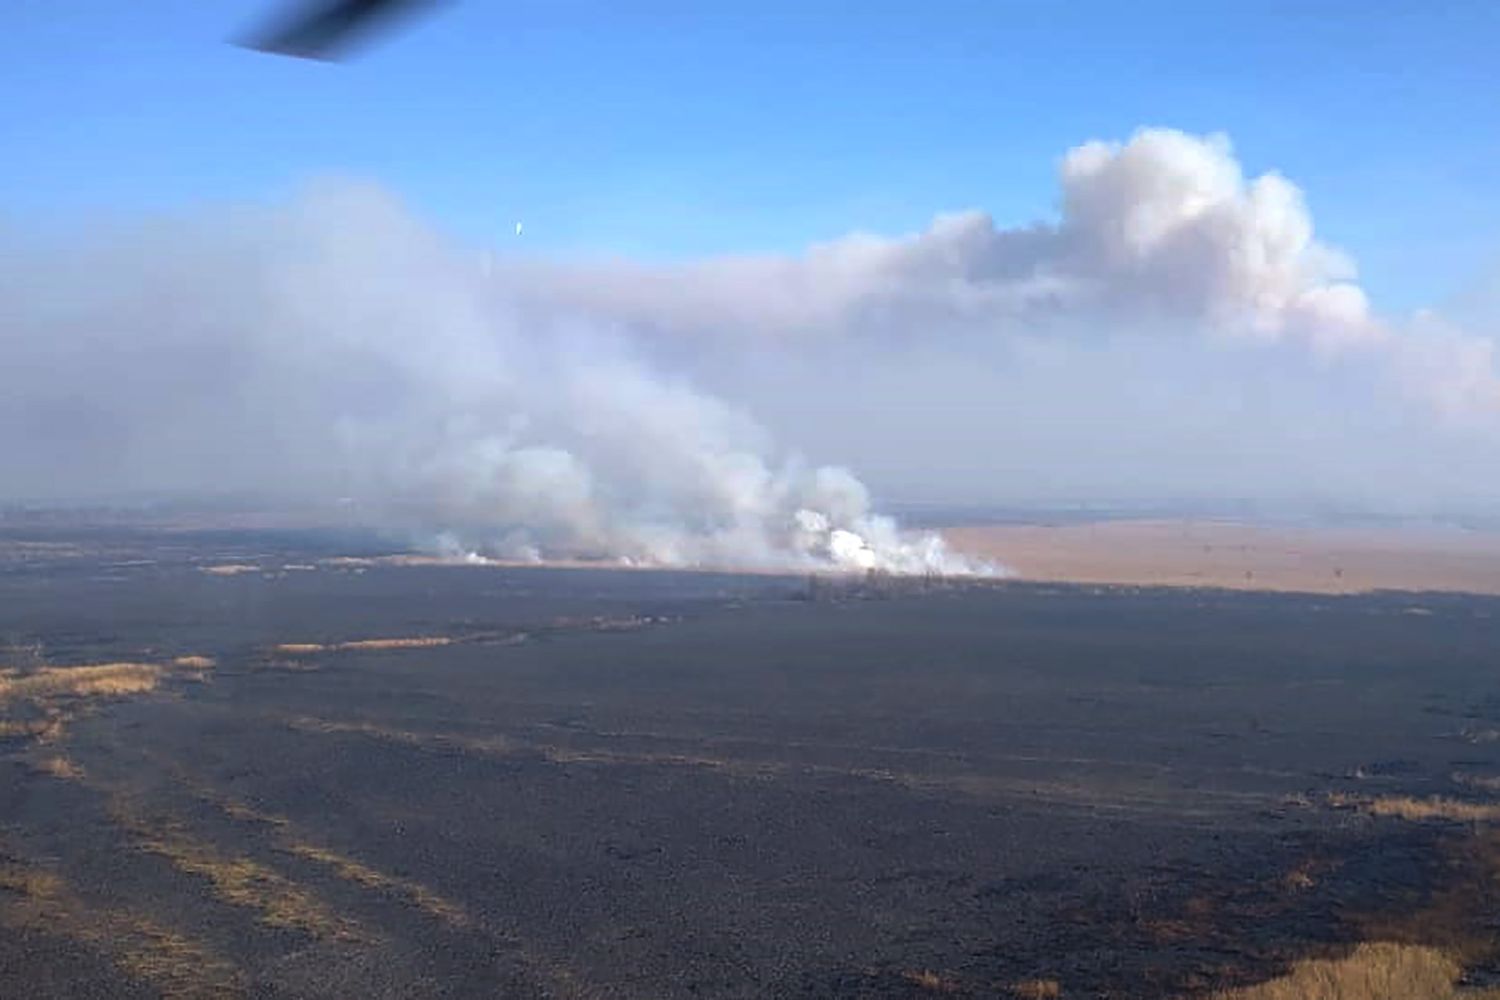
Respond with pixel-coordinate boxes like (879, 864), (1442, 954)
(3, 128), (1497, 565)
(0, 183), (984, 575)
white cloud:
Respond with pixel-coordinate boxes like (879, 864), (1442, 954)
(505, 128), (1497, 419)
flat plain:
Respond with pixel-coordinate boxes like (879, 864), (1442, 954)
(946, 519), (1500, 596)
(5, 525), (1500, 998)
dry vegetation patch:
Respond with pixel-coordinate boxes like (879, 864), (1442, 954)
(0, 663), (162, 703)
(0, 655), (216, 750)
(1209, 942), (1500, 1000)
(280, 842), (472, 930)
(273, 636), (456, 656)
(901, 969), (961, 993)
(0, 718), (56, 740)
(110, 805), (363, 943)
(337, 636), (455, 651)
(0, 852), (245, 999)
(1329, 793), (1500, 824)
(32, 754), (84, 780)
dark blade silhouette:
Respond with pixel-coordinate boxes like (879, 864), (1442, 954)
(238, 0), (444, 60)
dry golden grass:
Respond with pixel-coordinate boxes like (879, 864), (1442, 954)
(168, 761), (470, 929)
(0, 663), (162, 703)
(33, 755), (84, 780)
(110, 922), (246, 1000)
(112, 762), (468, 939)
(337, 636), (454, 651)
(31, 714), (67, 744)
(282, 842), (472, 930)
(901, 969), (960, 992)
(1, 664), (155, 749)
(111, 806), (362, 943)
(1283, 867), (1318, 891)
(216, 798), (290, 828)
(1209, 942), (1500, 999)
(1330, 793), (1500, 823)
(0, 719), (52, 739)
(0, 856), (244, 998)
(0, 861), (68, 902)
(274, 636), (455, 656)
(1, 657), (218, 751)
(1011, 980), (1063, 999)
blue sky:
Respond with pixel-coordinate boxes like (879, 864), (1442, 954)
(3, 0), (1497, 313)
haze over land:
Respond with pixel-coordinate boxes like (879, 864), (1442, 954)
(4, 129), (1498, 572)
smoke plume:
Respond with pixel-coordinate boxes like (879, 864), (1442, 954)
(3, 128), (1497, 570)
(0, 183), (984, 574)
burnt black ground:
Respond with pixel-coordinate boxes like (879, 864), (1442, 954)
(4, 527), (1500, 998)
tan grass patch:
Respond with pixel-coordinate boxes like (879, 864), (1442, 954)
(1330, 793), (1500, 823)
(171, 656), (216, 670)
(336, 636), (454, 651)
(142, 758), (590, 998)
(1011, 980), (1063, 999)
(167, 765), (470, 929)
(281, 842), (471, 929)
(1208, 941), (1500, 999)
(217, 798), (290, 828)
(33, 713), (69, 744)
(901, 969), (960, 992)
(0, 856), (244, 998)
(1283, 867), (1317, 891)
(274, 636), (455, 656)
(110, 922), (246, 1000)
(0, 663), (162, 703)
(0, 719), (53, 739)
(111, 806), (362, 943)
(0, 861), (68, 902)
(33, 755), (84, 780)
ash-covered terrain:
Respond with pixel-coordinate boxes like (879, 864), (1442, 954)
(5, 526), (1500, 998)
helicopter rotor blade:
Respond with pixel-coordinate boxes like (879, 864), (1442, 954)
(237, 0), (444, 61)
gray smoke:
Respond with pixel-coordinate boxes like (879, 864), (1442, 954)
(0, 183), (984, 574)
(3, 128), (1497, 568)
